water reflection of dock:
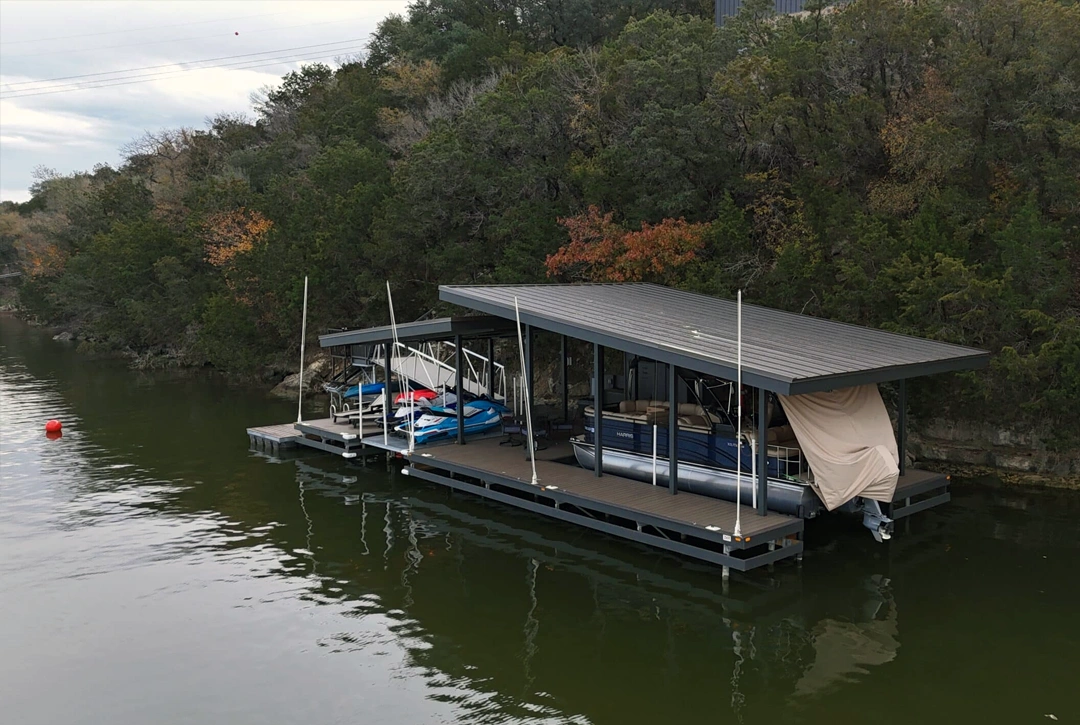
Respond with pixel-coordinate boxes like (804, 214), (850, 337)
(276, 457), (910, 722)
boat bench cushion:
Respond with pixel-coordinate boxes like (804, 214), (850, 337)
(619, 399), (668, 413)
(677, 414), (711, 429)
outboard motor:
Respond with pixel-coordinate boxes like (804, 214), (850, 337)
(859, 498), (894, 543)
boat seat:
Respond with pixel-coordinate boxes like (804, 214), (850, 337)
(743, 424), (802, 457)
(677, 414), (711, 429)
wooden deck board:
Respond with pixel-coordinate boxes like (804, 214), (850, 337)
(247, 423), (301, 443)
(416, 438), (797, 539)
(894, 467), (949, 498)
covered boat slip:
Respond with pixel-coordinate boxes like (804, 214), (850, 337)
(251, 282), (987, 573)
(440, 284), (987, 519)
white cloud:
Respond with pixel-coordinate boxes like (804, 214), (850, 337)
(0, 0), (410, 201)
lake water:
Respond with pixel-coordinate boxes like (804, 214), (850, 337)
(1, 315), (1076, 724)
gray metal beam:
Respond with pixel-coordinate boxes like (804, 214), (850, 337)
(757, 386), (768, 516)
(384, 343), (392, 429)
(319, 315), (515, 348)
(525, 324), (534, 414)
(561, 334), (569, 422)
(487, 337), (495, 399)
(668, 364), (679, 495)
(594, 343), (603, 477)
(898, 379), (907, 476)
(455, 334), (465, 444)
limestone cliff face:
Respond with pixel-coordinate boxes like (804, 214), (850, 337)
(270, 354), (333, 398)
(909, 419), (1080, 477)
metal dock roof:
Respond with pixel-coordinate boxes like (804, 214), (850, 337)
(319, 316), (515, 348)
(439, 284), (989, 395)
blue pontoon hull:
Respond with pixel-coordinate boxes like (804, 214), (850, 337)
(571, 438), (824, 519)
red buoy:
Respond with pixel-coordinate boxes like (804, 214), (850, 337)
(45, 419), (62, 433)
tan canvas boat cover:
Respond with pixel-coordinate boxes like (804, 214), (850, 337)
(778, 384), (898, 510)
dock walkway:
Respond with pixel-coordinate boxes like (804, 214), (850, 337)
(408, 437), (803, 571)
(246, 418), (946, 572)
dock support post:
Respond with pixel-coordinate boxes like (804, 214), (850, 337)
(525, 324), (534, 415)
(455, 334), (465, 445)
(593, 343), (604, 477)
(756, 386), (768, 516)
(898, 379), (907, 476)
(668, 364), (679, 495)
(487, 337), (496, 399)
(561, 334), (568, 422)
(384, 342), (392, 444)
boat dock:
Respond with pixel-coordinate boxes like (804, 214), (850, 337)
(248, 283), (988, 575)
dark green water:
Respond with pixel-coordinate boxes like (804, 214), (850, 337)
(1, 315), (1076, 725)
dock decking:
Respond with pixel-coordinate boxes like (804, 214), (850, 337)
(247, 423), (301, 454)
(891, 468), (951, 519)
(408, 437), (804, 571)
(247, 417), (949, 572)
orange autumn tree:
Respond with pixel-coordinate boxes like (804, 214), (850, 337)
(201, 208), (273, 268)
(545, 206), (706, 283)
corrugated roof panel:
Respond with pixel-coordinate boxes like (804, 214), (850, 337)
(439, 284), (989, 395)
(318, 316), (515, 348)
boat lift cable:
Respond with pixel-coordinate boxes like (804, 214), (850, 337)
(386, 282), (414, 453)
(735, 289), (743, 538)
(515, 297), (539, 486)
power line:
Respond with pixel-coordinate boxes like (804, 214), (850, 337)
(0, 50), (365, 99)
(1, 38), (371, 89)
(0, 11), (289, 46)
(1, 18), (353, 60)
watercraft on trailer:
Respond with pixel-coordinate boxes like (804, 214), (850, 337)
(398, 400), (508, 445)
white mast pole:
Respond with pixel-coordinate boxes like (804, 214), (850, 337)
(735, 289), (743, 538)
(515, 297), (539, 486)
(296, 275), (308, 423)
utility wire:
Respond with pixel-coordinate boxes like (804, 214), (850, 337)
(0, 11), (289, 45)
(0, 50), (364, 99)
(1, 18), (353, 60)
(2, 38), (370, 89)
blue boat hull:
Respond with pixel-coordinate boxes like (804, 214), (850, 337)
(584, 413), (792, 478)
(345, 382), (385, 400)
(398, 402), (508, 444)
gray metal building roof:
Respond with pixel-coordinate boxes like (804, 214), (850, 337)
(319, 316), (515, 348)
(439, 284), (989, 395)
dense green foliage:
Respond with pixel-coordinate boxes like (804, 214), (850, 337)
(6, 0), (1078, 443)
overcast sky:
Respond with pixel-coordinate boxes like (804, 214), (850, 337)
(0, 0), (410, 202)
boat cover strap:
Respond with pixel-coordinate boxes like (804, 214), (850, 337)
(778, 384), (898, 509)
